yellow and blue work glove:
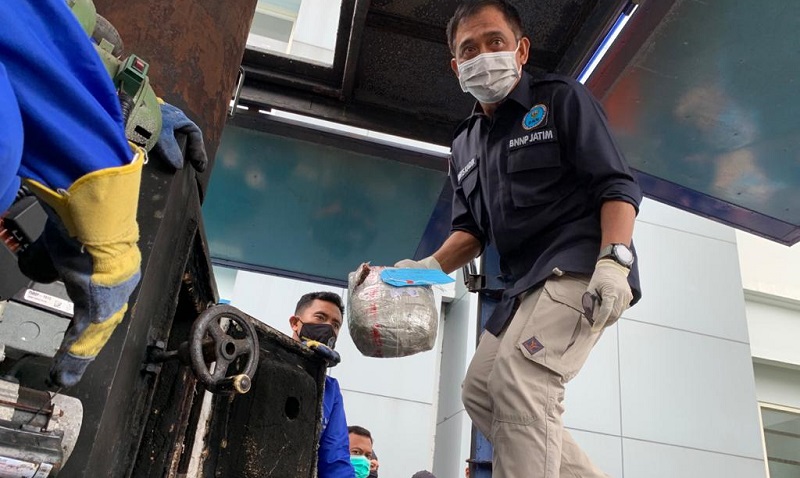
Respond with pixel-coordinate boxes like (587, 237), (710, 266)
(1, 0), (147, 387)
(24, 144), (144, 387)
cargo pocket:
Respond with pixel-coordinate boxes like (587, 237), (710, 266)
(506, 143), (563, 208)
(516, 275), (596, 382)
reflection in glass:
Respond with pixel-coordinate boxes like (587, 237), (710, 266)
(761, 406), (800, 478)
(247, 0), (343, 66)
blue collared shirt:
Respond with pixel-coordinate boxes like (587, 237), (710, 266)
(318, 376), (354, 477)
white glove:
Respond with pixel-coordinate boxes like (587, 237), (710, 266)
(583, 259), (633, 332)
(394, 256), (441, 270)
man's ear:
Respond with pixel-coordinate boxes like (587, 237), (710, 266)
(451, 57), (460, 78)
(518, 36), (531, 67)
(289, 315), (302, 335)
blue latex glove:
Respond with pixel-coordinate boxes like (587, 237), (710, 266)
(153, 102), (207, 172)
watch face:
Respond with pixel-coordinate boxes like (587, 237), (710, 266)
(614, 244), (634, 265)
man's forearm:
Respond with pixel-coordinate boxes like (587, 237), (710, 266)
(432, 231), (482, 274)
(600, 200), (636, 249)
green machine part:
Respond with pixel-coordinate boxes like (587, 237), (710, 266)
(109, 51), (162, 151)
(68, 0), (162, 151)
(67, 0), (96, 37)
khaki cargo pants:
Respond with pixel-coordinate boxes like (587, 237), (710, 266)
(462, 274), (608, 478)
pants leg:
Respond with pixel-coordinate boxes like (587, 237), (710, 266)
(463, 321), (508, 438)
(560, 429), (609, 477)
(463, 275), (606, 478)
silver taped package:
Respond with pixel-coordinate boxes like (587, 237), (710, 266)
(347, 263), (438, 358)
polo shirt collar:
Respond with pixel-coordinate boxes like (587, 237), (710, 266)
(465, 70), (533, 119)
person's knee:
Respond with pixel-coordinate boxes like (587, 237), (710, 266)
(461, 368), (483, 414)
(488, 353), (561, 414)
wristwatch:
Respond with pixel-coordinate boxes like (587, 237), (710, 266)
(598, 243), (635, 268)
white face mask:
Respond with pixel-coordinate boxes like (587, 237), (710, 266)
(457, 44), (521, 104)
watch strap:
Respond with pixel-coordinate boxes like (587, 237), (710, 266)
(598, 243), (634, 268)
(598, 244), (614, 260)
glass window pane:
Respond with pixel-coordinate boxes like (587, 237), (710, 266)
(251, 14), (294, 44)
(247, 0), (343, 66)
(203, 125), (447, 284)
(761, 407), (800, 478)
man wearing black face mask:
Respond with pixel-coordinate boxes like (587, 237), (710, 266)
(289, 292), (354, 478)
(394, 1), (642, 477)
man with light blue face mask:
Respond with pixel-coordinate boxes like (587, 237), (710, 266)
(394, 1), (643, 476)
(348, 426), (375, 478)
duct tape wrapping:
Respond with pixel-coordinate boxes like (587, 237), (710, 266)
(347, 263), (438, 358)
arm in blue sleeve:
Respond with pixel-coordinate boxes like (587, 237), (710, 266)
(0, 64), (23, 213)
(0, 0), (132, 191)
(318, 379), (355, 478)
(557, 80), (643, 213)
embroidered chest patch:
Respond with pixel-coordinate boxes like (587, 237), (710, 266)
(522, 104), (548, 130)
(508, 128), (558, 151)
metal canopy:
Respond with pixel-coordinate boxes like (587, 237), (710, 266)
(239, 0), (630, 146)
(233, 0), (800, 245)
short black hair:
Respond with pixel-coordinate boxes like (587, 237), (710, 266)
(295, 291), (345, 316)
(348, 425), (373, 443)
(446, 0), (525, 55)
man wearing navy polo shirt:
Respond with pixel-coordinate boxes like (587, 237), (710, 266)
(395, 1), (642, 476)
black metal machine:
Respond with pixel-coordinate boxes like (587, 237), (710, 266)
(0, 145), (329, 477)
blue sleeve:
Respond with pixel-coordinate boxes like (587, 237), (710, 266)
(556, 79), (643, 213)
(318, 379), (355, 478)
(0, 0), (132, 191)
(0, 63), (23, 213)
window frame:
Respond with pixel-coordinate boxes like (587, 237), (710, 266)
(242, 0), (356, 87)
(759, 401), (800, 478)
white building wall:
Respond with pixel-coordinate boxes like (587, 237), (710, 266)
(291, 0), (341, 65)
(737, 230), (800, 368)
(737, 231), (800, 303)
(752, 363), (800, 411)
(745, 297), (800, 368)
(735, 229), (800, 473)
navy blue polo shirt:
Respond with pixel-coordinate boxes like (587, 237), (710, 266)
(449, 72), (642, 336)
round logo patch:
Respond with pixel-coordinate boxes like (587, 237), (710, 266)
(522, 104), (547, 130)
